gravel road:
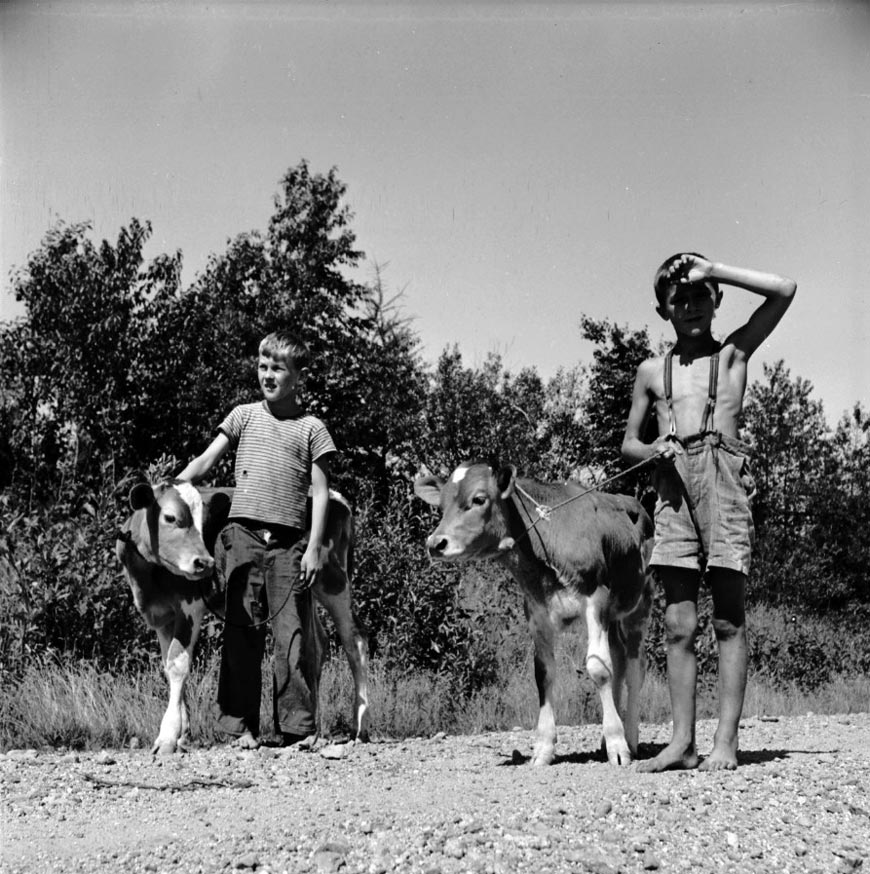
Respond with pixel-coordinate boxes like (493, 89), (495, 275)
(3, 713), (868, 874)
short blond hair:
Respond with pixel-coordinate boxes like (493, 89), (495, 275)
(259, 331), (311, 369)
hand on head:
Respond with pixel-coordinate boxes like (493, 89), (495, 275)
(665, 253), (714, 286)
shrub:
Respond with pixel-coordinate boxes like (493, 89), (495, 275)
(0, 472), (154, 679)
(350, 481), (503, 695)
(748, 604), (870, 690)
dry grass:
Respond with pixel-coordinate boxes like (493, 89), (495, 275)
(2, 649), (868, 752)
(742, 672), (870, 719)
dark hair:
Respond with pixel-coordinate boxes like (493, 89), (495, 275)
(653, 252), (719, 307)
(259, 331), (311, 370)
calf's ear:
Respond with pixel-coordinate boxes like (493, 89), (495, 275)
(129, 483), (156, 510)
(413, 475), (443, 507)
(496, 465), (517, 499)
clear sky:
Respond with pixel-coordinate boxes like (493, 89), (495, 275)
(2, 0), (868, 425)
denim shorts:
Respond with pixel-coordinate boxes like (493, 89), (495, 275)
(650, 432), (756, 576)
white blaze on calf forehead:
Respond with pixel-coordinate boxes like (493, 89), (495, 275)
(173, 482), (204, 533)
(451, 466), (470, 484)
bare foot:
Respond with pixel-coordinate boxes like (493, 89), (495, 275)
(282, 732), (317, 750)
(297, 733), (317, 751)
(233, 730), (260, 750)
(699, 739), (738, 771)
(636, 741), (700, 773)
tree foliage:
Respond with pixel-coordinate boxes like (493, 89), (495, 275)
(744, 365), (870, 614)
(576, 315), (653, 472)
(1, 161), (868, 692)
(1, 219), (182, 496)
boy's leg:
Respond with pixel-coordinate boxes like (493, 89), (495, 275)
(638, 567), (701, 772)
(215, 525), (268, 745)
(700, 568), (747, 771)
(265, 535), (318, 742)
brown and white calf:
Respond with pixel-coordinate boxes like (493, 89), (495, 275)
(414, 463), (653, 766)
(116, 481), (369, 754)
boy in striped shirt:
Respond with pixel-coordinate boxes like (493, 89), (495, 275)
(178, 331), (337, 749)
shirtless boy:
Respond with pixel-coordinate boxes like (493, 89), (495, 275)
(622, 252), (796, 771)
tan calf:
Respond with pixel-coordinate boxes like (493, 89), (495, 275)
(116, 482), (369, 754)
(415, 463), (653, 766)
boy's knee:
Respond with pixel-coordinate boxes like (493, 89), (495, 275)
(712, 616), (745, 642)
(665, 611), (698, 646)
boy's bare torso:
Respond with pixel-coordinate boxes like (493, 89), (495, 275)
(643, 341), (748, 441)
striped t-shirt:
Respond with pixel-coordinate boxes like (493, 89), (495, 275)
(218, 401), (337, 529)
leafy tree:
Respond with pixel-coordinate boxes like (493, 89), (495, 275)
(352, 479), (499, 693)
(830, 403), (870, 499)
(417, 349), (549, 477)
(0, 470), (154, 675)
(135, 162), (428, 500)
(5, 164), (869, 695)
(798, 404), (870, 612)
(325, 263), (428, 504)
(576, 316), (654, 492)
(416, 343), (605, 483)
(0, 161), (433, 675)
(139, 161), (370, 469)
(534, 366), (590, 480)
(743, 360), (830, 535)
(0, 219), (182, 497)
(740, 361), (863, 611)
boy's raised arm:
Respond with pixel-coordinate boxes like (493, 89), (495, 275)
(706, 260), (796, 359)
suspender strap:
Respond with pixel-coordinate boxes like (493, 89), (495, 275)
(662, 347), (720, 436)
(663, 350), (677, 437)
(701, 351), (719, 433)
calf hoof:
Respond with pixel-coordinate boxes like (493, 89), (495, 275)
(602, 735), (632, 766)
(151, 738), (178, 756)
(531, 742), (555, 766)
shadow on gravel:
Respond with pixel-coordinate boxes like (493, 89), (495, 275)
(496, 745), (814, 768)
(551, 751), (609, 765)
(497, 750), (608, 767)
(497, 752), (530, 767)
(738, 748), (798, 764)
(636, 744), (799, 766)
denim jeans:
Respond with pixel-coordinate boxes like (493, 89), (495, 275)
(214, 521), (320, 738)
